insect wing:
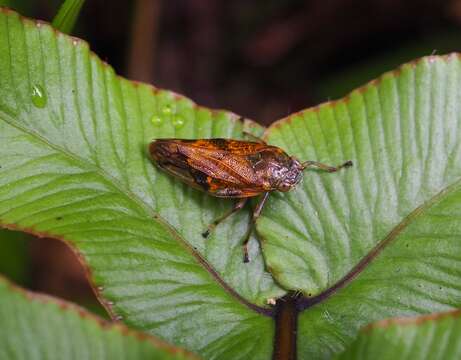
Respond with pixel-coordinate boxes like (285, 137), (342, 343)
(149, 139), (270, 197)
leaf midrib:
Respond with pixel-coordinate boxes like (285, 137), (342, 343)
(0, 107), (273, 317)
(296, 175), (461, 311)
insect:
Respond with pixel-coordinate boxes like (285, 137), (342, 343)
(149, 135), (352, 262)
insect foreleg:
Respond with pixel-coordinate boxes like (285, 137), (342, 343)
(302, 160), (353, 173)
(202, 198), (248, 238)
(242, 192), (270, 263)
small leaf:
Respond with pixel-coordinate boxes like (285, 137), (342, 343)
(261, 56), (461, 295)
(336, 310), (461, 359)
(258, 55), (461, 295)
(0, 275), (198, 360)
(51, 0), (85, 34)
(259, 56), (461, 358)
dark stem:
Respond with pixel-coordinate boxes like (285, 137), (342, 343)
(127, 0), (161, 82)
(273, 294), (298, 360)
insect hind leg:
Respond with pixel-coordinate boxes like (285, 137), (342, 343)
(242, 192), (270, 262)
(202, 198), (248, 238)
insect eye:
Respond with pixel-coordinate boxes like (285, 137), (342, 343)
(278, 182), (291, 192)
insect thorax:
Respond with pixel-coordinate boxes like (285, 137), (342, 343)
(254, 150), (303, 192)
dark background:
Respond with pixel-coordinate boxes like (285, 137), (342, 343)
(1, 0), (461, 314)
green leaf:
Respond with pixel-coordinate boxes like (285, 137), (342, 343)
(51, 0), (85, 34)
(259, 55), (461, 357)
(0, 275), (198, 360)
(0, 8), (281, 360)
(260, 55), (461, 293)
(336, 310), (461, 360)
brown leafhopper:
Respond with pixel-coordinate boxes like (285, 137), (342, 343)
(149, 136), (352, 262)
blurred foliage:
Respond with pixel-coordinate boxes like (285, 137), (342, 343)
(52, 0), (85, 34)
(0, 229), (30, 286)
(0, 0), (33, 14)
(0, 0), (61, 16)
(318, 31), (461, 101)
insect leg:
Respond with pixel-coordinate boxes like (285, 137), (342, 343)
(242, 131), (267, 144)
(202, 198), (248, 238)
(302, 160), (353, 173)
(253, 191), (270, 219)
(242, 192), (270, 263)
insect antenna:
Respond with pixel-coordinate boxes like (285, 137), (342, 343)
(301, 160), (353, 173)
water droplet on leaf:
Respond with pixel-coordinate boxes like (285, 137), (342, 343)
(31, 84), (47, 108)
(150, 115), (163, 126)
(162, 104), (174, 116)
(172, 116), (185, 128)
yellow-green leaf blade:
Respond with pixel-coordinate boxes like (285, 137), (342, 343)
(51, 0), (85, 34)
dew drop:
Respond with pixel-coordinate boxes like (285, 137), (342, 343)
(162, 104), (175, 116)
(114, 315), (123, 321)
(172, 115), (185, 128)
(31, 84), (47, 108)
(97, 286), (104, 292)
(150, 114), (163, 126)
(107, 301), (114, 306)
